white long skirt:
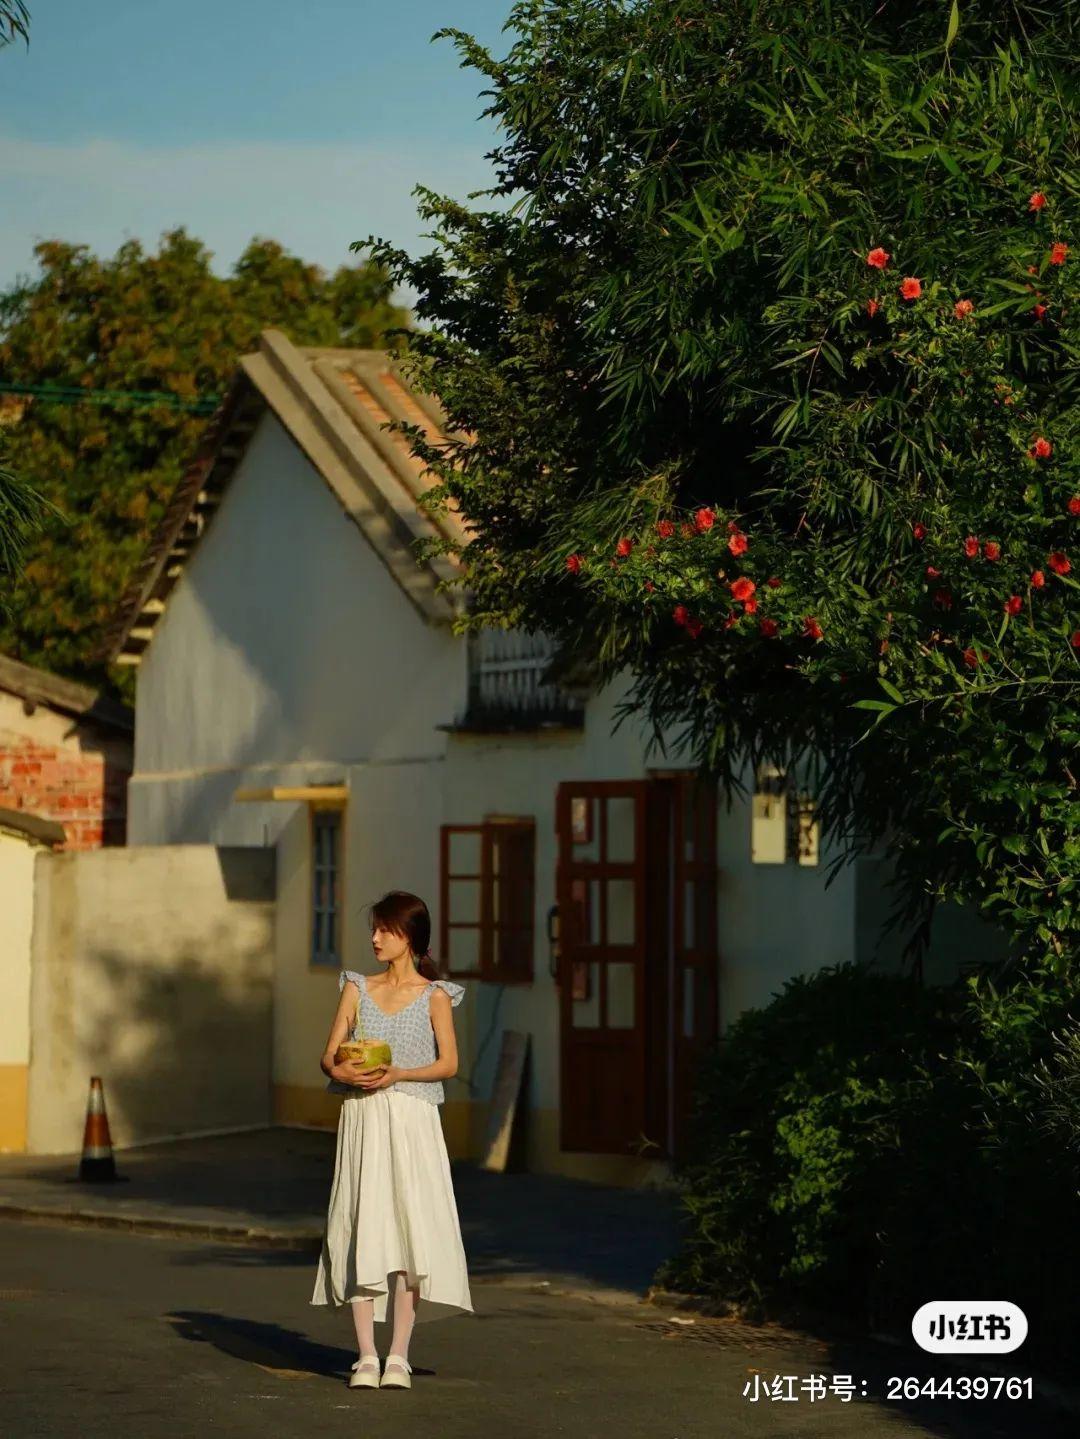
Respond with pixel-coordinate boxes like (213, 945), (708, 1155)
(309, 1088), (473, 1324)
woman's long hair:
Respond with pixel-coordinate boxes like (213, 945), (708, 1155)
(368, 890), (439, 979)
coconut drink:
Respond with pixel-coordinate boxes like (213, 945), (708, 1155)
(335, 995), (391, 1072)
(335, 1038), (392, 1071)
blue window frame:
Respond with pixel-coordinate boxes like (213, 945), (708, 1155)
(311, 808), (342, 966)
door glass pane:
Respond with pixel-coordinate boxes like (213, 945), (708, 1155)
(683, 879), (696, 949)
(569, 795), (600, 861)
(447, 926), (481, 970)
(605, 796), (636, 864)
(587, 878), (602, 945)
(606, 962), (635, 1029)
(571, 961), (599, 1027)
(607, 879), (635, 946)
(682, 965), (695, 1038)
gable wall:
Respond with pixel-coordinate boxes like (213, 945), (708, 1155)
(129, 411), (465, 844)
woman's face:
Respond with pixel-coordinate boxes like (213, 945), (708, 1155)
(371, 923), (410, 965)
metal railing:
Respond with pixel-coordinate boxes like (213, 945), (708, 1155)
(457, 628), (586, 731)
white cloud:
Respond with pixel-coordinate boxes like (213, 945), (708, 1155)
(0, 134), (503, 295)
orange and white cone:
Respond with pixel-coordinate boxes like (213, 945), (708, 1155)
(78, 1076), (118, 1182)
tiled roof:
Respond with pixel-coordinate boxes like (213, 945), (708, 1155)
(106, 330), (473, 667)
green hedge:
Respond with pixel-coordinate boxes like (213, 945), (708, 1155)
(657, 962), (1080, 1379)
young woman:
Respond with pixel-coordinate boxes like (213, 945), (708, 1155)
(309, 890), (474, 1389)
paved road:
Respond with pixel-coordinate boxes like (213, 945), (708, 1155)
(0, 1219), (1071, 1439)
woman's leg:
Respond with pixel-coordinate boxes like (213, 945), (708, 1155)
(387, 1269), (420, 1363)
(350, 1296), (377, 1359)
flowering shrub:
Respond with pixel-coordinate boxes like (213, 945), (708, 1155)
(366, 1), (1079, 974)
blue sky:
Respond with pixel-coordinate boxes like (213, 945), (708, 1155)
(0, 0), (516, 296)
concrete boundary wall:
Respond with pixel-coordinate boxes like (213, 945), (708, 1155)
(26, 845), (275, 1154)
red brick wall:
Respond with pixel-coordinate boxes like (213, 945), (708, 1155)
(0, 732), (130, 850)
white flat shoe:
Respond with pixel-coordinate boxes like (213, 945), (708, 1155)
(348, 1354), (382, 1389)
(379, 1353), (412, 1389)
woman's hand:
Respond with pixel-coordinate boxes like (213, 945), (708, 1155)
(328, 1060), (371, 1087)
(356, 1064), (401, 1091)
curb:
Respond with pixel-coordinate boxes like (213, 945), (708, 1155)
(0, 1201), (324, 1249)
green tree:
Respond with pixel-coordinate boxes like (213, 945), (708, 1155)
(0, 1), (29, 47)
(366, 0), (1080, 974)
(0, 229), (409, 683)
(0, 0), (54, 593)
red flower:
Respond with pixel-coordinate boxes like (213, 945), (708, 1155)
(685, 617), (703, 639)
(656, 518), (675, 538)
(1032, 303), (1048, 321)
(912, 521), (927, 540)
(866, 298), (880, 317)
(1030, 436), (1052, 459)
(566, 553), (583, 574)
(983, 540), (1001, 561)
(693, 506), (715, 533)
(925, 564), (941, 578)
(899, 276), (922, 300)
(866, 247), (890, 269)
(766, 575), (782, 589)
(1031, 569), (1046, 588)
(954, 298), (974, 318)
(1068, 498), (1080, 516)
(673, 604), (689, 626)
(759, 617), (779, 638)
(963, 535), (980, 557)
(644, 581), (655, 593)
(727, 530), (749, 556)
(1029, 191), (1048, 211)
(962, 646), (980, 668)
(615, 536), (634, 557)
(1048, 551), (1071, 575)
(743, 597), (759, 614)
(723, 611), (740, 630)
(1050, 242), (1069, 265)
(1004, 595), (1023, 615)
(933, 588), (953, 609)
(802, 615), (823, 640)
(1072, 632), (1080, 649)
(730, 576), (756, 602)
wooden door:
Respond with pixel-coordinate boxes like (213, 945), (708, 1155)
(555, 781), (649, 1154)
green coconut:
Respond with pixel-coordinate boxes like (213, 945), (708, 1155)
(336, 1038), (392, 1071)
(336, 995), (391, 1073)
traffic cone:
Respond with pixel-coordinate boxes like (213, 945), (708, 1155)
(78, 1076), (119, 1182)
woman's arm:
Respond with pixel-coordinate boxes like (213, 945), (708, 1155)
(321, 979), (360, 1079)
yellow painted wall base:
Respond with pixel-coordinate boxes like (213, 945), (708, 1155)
(0, 1064), (28, 1153)
(274, 1084), (675, 1190)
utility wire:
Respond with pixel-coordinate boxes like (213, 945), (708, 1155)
(0, 381), (221, 415)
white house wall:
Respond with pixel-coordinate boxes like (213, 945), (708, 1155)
(128, 409), (465, 846)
